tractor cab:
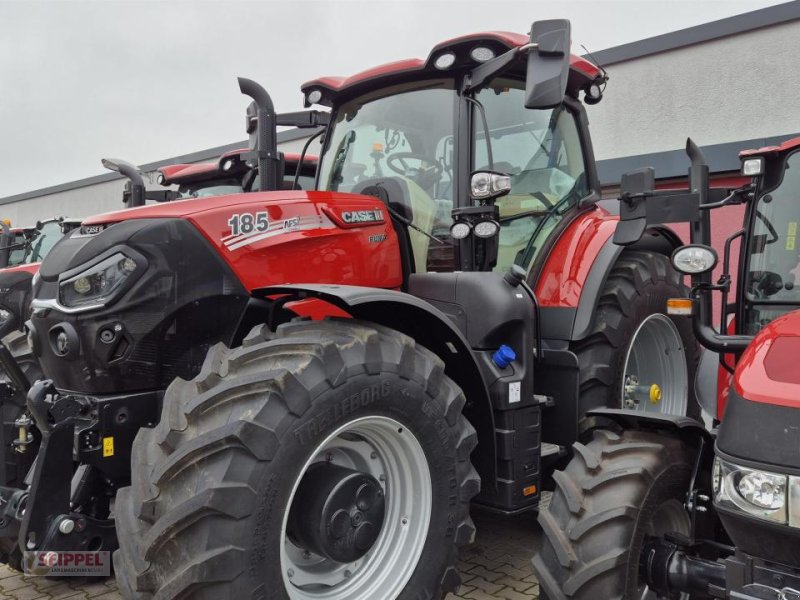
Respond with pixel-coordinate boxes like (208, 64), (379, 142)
(738, 138), (800, 334)
(304, 28), (604, 275)
(1, 218), (73, 268)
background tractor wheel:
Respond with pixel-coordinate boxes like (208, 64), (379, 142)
(532, 428), (694, 600)
(114, 318), (479, 600)
(0, 330), (41, 488)
(571, 250), (699, 418)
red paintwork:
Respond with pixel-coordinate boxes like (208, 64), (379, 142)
(739, 136), (800, 157)
(1, 262), (40, 275)
(716, 318), (737, 419)
(82, 191), (403, 293)
(734, 310), (800, 408)
(534, 207), (618, 307)
(302, 30), (601, 98)
(654, 175), (750, 191)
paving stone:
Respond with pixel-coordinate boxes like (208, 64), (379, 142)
(2, 510), (540, 599)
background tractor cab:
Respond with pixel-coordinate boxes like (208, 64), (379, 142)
(156, 150), (319, 199)
(105, 148), (320, 208)
(17, 19), (698, 600)
(532, 138), (800, 600)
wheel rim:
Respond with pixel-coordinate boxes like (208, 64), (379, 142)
(280, 415), (432, 600)
(637, 499), (692, 600)
(622, 314), (688, 416)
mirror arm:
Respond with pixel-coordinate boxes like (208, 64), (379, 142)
(463, 46), (527, 94)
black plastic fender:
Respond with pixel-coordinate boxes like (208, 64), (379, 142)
(255, 283), (498, 491)
(571, 225), (683, 341)
(583, 407), (713, 447)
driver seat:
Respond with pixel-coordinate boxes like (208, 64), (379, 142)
(353, 177), (436, 273)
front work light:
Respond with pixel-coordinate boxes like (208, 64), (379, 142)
(742, 157), (765, 177)
(470, 46), (495, 63)
(473, 220), (500, 238)
(671, 245), (718, 275)
(434, 52), (456, 70)
(450, 221), (471, 240)
(306, 89), (323, 105)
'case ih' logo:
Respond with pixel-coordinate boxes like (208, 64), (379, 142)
(341, 209), (384, 224)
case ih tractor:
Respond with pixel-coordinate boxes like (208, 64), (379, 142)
(532, 138), (800, 599)
(5, 19), (699, 599)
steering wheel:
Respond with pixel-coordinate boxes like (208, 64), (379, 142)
(750, 270), (784, 298)
(387, 152), (443, 180)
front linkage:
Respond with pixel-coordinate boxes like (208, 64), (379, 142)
(0, 378), (160, 560)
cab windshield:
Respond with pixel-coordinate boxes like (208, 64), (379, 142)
(318, 81), (456, 272)
(473, 78), (588, 273)
(744, 150), (800, 333)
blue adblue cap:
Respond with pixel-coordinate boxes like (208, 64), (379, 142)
(492, 345), (516, 369)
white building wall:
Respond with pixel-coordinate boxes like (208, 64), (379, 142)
(589, 20), (800, 161)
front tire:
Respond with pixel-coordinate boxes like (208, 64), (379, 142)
(532, 428), (693, 600)
(114, 319), (479, 600)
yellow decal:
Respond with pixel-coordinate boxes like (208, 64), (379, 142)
(102, 437), (114, 458)
(788, 237), (796, 251)
(789, 222), (798, 236)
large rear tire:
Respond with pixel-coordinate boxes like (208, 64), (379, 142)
(532, 428), (694, 600)
(114, 319), (479, 600)
(571, 251), (699, 418)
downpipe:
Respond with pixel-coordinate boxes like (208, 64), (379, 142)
(239, 77), (280, 192)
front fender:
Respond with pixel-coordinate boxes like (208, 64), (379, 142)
(255, 283), (498, 491)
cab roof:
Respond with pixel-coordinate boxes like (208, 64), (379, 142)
(301, 31), (602, 107)
(739, 136), (800, 158)
(158, 151), (318, 185)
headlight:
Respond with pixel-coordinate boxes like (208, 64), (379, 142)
(671, 244), (718, 275)
(738, 470), (786, 511)
(59, 252), (141, 309)
(715, 458), (788, 524)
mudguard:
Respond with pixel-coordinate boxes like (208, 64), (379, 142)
(255, 283), (498, 490)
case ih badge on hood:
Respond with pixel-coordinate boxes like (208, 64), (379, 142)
(341, 209), (385, 224)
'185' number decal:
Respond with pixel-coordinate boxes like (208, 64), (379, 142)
(228, 212), (269, 236)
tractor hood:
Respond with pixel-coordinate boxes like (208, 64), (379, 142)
(81, 190), (318, 226)
(717, 310), (800, 472)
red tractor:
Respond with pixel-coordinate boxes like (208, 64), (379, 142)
(532, 138), (800, 599)
(8, 19), (698, 598)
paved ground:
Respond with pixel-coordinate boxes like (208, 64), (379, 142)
(0, 510), (540, 600)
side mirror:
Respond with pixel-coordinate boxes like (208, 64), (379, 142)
(525, 19), (571, 109)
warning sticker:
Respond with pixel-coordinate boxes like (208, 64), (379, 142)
(102, 437), (114, 458)
(509, 382), (521, 404)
